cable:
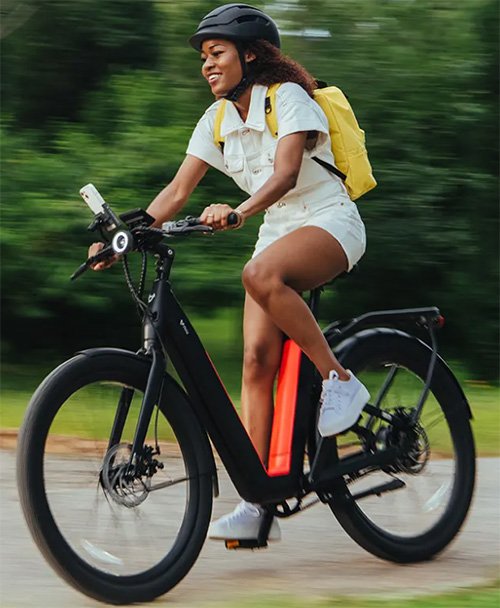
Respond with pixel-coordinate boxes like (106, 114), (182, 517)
(121, 250), (169, 356)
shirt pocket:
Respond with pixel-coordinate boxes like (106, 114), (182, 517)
(246, 148), (274, 181)
(223, 155), (249, 192)
(224, 155), (244, 174)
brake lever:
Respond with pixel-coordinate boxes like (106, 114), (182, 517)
(162, 218), (213, 236)
(70, 245), (114, 281)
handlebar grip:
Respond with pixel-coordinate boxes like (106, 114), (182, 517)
(70, 262), (89, 281)
(70, 245), (114, 281)
(227, 212), (239, 226)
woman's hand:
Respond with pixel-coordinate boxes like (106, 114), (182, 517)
(200, 203), (242, 230)
(88, 242), (119, 271)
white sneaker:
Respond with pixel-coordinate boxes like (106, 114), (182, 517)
(208, 501), (281, 541)
(318, 370), (370, 437)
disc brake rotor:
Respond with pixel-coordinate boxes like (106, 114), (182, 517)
(101, 443), (151, 507)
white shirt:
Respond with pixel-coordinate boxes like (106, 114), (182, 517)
(186, 82), (348, 205)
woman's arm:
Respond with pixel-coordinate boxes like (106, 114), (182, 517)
(147, 154), (210, 226)
(90, 154), (209, 269)
(235, 131), (308, 220)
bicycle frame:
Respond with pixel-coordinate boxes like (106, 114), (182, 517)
(105, 243), (453, 506)
(136, 245), (318, 504)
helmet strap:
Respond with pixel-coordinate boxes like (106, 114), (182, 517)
(223, 43), (251, 102)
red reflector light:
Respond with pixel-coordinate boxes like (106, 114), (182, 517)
(436, 315), (445, 328)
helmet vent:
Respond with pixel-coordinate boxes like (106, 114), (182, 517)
(236, 15), (263, 24)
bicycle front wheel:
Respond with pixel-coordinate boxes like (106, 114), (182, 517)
(329, 330), (475, 563)
(17, 351), (214, 604)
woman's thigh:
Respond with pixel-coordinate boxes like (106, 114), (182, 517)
(247, 226), (348, 293)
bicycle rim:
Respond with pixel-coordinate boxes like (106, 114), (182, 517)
(42, 378), (192, 576)
(339, 359), (462, 539)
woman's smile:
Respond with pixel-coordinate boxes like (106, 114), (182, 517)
(201, 39), (246, 95)
(207, 72), (223, 88)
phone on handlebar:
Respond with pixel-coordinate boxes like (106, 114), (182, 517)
(80, 183), (122, 234)
(71, 185), (215, 280)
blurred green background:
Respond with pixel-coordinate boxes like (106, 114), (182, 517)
(0, 6), (498, 605)
(1, 0), (498, 402)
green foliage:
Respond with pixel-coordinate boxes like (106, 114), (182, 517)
(0, 0), (498, 378)
(1, 0), (159, 126)
(289, 0), (499, 376)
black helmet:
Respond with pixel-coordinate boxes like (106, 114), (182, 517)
(189, 3), (281, 52)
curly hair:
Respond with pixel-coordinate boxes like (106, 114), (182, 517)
(245, 39), (317, 97)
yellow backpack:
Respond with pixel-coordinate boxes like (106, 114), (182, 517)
(213, 82), (377, 201)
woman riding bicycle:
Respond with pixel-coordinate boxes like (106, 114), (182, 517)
(91, 3), (370, 541)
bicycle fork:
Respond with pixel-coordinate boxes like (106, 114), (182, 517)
(107, 249), (172, 468)
(106, 347), (165, 471)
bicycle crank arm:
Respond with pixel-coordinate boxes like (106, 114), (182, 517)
(224, 511), (275, 550)
(350, 477), (406, 501)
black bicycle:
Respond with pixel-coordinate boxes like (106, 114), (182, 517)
(17, 187), (476, 604)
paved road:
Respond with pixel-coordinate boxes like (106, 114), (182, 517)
(1, 450), (499, 607)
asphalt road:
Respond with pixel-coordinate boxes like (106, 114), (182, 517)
(1, 450), (499, 607)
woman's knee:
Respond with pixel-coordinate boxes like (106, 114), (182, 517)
(242, 259), (282, 304)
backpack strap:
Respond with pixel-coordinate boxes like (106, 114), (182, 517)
(213, 99), (227, 152)
(213, 83), (282, 150)
(264, 83), (281, 138)
(265, 83), (345, 182)
(311, 155), (347, 182)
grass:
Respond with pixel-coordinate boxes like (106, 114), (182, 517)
(1, 373), (498, 456)
(212, 581), (500, 608)
(1, 307), (499, 455)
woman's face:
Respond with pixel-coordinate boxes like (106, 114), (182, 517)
(200, 39), (254, 97)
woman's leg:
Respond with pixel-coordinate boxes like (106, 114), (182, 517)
(242, 226), (350, 380)
(208, 295), (283, 540)
(241, 292), (283, 465)
(209, 227), (357, 540)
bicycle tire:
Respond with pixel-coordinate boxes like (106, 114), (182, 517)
(17, 350), (214, 604)
(325, 329), (476, 563)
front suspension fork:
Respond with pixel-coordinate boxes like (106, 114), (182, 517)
(106, 347), (165, 471)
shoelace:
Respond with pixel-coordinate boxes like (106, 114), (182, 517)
(320, 373), (347, 413)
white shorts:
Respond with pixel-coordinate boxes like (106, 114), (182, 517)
(252, 190), (367, 272)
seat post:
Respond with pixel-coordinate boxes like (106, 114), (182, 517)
(308, 287), (323, 320)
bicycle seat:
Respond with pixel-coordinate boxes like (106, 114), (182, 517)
(318, 263), (359, 290)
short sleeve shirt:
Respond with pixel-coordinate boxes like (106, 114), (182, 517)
(186, 82), (348, 204)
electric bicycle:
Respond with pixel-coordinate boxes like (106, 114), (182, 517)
(16, 186), (476, 604)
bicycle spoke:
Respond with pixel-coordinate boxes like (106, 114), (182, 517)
(149, 475), (191, 492)
(346, 358), (459, 539)
(43, 379), (191, 576)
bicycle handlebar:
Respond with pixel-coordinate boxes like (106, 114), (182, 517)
(162, 212), (239, 235)
(70, 245), (115, 281)
(71, 211), (240, 280)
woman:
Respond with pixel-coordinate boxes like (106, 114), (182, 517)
(91, 3), (370, 541)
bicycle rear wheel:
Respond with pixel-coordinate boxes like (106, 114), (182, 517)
(17, 351), (214, 604)
(328, 330), (475, 563)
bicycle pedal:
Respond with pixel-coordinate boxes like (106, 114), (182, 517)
(224, 539), (268, 550)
